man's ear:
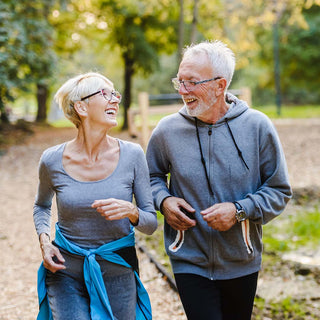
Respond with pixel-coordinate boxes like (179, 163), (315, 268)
(216, 78), (227, 96)
(74, 101), (87, 117)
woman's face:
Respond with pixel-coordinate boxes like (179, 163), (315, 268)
(85, 85), (121, 128)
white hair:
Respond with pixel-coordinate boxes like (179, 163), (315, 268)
(183, 40), (235, 89)
(54, 72), (113, 127)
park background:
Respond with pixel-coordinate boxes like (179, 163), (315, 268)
(1, 0), (320, 319)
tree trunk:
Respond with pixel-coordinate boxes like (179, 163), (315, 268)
(36, 83), (48, 122)
(178, 0), (184, 64)
(190, 0), (199, 44)
(273, 22), (282, 116)
(122, 53), (134, 130)
(0, 95), (9, 125)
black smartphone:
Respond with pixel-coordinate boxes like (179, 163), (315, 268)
(180, 207), (196, 220)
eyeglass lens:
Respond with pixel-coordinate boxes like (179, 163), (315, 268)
(102, 89), (121, 103)
(172, 79), (194, 91)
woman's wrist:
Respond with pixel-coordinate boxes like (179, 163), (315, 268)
(129, 204), (139, 226)
(39, 233), (50, 249)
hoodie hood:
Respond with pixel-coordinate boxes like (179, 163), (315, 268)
(178, 92), (249, 125)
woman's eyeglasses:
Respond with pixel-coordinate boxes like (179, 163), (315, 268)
(81, 89), (122, 103)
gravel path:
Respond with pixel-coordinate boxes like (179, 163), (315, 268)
(0, 118), (319, 320)
(0, 126), (186, 320)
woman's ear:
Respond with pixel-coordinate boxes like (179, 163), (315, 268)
(74, 101), (87, 117)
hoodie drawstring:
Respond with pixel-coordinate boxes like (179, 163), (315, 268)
(195, 118), (214, 197)
(225, 119), (250, 170)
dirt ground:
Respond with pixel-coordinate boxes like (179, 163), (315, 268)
(0, 118), (319, 320)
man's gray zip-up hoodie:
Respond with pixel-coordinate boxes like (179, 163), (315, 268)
(146, 93), (292, 280)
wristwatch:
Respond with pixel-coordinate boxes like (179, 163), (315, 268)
(233, 201), (247, 222)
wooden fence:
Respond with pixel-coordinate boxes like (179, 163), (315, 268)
(128, 88), (251, 149)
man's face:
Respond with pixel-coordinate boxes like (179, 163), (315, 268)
(177, 52), (218, 118)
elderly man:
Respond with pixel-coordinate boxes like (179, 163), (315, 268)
(146, 40), (292, 320)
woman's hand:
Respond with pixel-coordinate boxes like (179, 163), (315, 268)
(92, 198), (139, 225)
(39, 233), (66, 273)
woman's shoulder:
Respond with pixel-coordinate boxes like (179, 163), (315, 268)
(118, 139), (145, 159)
(40, 143), (66, 164)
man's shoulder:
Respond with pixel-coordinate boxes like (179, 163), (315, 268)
(154, 111), (186, 132)
(240, 108), (273, 126)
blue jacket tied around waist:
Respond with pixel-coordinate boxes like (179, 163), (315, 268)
(37, 223), (152, 320)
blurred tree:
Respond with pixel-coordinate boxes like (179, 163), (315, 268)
(178, 0), (185, 60)
(20, 0), (58, 122)
(279, 5), (320, 104)
(0, 0), (58, 125)
(95, 0), (177, 129)
(206, 0), (320, 106)
(0, 0), (27, 124)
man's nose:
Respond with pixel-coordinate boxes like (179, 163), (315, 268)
(178, 83), (188, 95)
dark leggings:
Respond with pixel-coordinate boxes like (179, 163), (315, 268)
(175, 272), (258, 320)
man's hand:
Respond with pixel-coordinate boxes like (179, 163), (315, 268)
(161, 197), (196, 231)
(201, 202), (237, 231)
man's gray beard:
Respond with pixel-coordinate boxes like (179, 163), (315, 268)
(185, 98), (216, 118)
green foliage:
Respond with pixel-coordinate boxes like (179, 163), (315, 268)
(0, 0), (57, 123)
(0, 1), (26, 118)
(241, 3), (320, 105)
(263, 205), (320, 252)
(96, 0), (177, 75)
(254, 296), (308, 319)
(270, 297), (307, 319)
(254, 105), (320, 118)
(279, 5), (320, 104)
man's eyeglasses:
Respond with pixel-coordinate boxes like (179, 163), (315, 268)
(172, 77), (222, 92)
(81, 89), (122, 103)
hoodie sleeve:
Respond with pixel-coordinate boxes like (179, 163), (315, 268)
(146, 125), (172, 211)
(238, 119), (292, 225)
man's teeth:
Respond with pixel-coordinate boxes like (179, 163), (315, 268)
(106, 109), (116, 115)
(185, 98), (196, 103)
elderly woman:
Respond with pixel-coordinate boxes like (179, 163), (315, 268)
(33, 72), (157, 320)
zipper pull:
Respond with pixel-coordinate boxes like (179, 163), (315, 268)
(208, 125), (212, 136)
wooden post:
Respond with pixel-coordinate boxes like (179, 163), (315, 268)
(239, 87), (252, 107)
(139, 92), (149, 150)
(127, 109), (138, 138)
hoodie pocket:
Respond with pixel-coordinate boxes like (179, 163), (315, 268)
(217, 224), (255, 263)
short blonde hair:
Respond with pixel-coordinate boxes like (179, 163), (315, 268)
(54, 72), (113, 127)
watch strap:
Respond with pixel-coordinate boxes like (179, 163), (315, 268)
(233, 201), (242, 211)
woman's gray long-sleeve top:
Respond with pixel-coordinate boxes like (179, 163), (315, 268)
(34, 139), (157, 249)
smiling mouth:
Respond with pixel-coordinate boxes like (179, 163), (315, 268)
(184, 97), (197, 104)
(105, 109), (116, 115)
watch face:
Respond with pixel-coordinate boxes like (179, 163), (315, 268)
(236, 209), (246, 222)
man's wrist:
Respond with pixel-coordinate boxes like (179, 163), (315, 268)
(233, 201), (247, 222)
(160, 196), (172, 213)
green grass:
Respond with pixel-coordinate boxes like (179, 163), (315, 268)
(253, 296), (308, 320)
(254, 104), (320, 118)
(263, 205), (320, 252)
(49, 104), (320, 128)
(139, 205), (320, 268)
(50, 118), (75, 128)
